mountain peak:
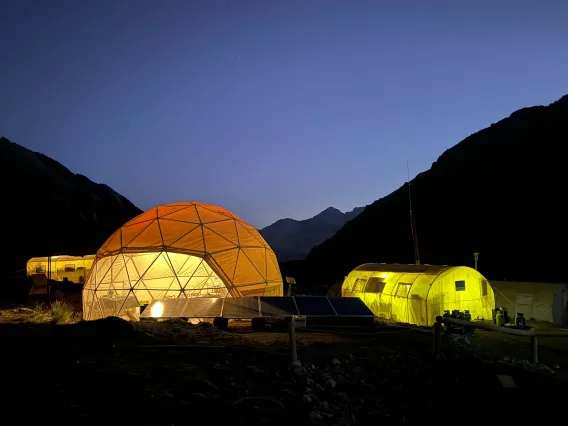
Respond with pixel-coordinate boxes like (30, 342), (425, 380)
(313, 207), (343, 220)
(260, 205), (365, 262)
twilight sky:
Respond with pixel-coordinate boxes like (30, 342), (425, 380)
(1, 0), (567, 228)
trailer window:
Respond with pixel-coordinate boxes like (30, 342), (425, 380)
(365, 277), (386, 293)
(481, 280), (488, 296)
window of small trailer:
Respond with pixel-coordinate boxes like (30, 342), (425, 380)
(395, 283), (412, 298)
(353, 277), (368, 292)
(365, 276), (386, 293)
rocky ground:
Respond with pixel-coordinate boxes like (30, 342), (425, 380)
(0, 308), (566, 425)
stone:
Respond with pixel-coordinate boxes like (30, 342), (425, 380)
(327, 378), (336, 388)
(310, 411), (323, 421)
(303, 394), (312, 403)
(306, 377), (315, 386)
(232, 397), (285, 411)
(245, 365), (269, 377)
(332, 358), (341, 366)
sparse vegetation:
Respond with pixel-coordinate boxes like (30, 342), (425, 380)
(26, 300), (78, 324)
(49, 300), (75, 324)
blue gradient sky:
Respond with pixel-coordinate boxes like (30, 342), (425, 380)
(1, 0), (567, 228)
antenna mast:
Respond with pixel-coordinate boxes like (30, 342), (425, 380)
(407, 161), (420, 265)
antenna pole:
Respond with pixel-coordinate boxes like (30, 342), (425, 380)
(407, 161), (420, 265)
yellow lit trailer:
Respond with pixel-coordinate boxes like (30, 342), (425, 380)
(342, 263), (495, 326)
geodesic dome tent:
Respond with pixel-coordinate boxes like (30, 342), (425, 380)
(342, 263), (495, 326)
(83, 202), (283, 320)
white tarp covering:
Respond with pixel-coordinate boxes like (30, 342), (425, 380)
(491, 281), (568, 325)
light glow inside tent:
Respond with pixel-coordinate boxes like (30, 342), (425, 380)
(342, 263), (495, 326)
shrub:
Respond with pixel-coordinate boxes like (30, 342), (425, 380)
(49, 300), (74, 324)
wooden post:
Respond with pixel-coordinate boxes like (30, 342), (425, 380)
(433, 321), (442, 360)
(288, 316), (298, 362)
(531, 335), (539, 364)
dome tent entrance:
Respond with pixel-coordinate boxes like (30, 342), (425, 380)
(342, 264), (495, 326)
(83, 202), (282, 321)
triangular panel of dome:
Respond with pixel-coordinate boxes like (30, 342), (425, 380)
(88, 294), (104, 320)
(204, 220), (240, 246)
(169, 225), (205, 253)
(157, 204), (191, 218)
(160, 204), (201, 224)
(235, 221), (264, 247)
(163, 252), (189, 276)
(159, 219), (200, 246)
(94, 256), (116, 287)
(210, 249), (239, 284)
(233, 250), (265, 285)
(125, 252), (159, 283)
(192, 258), (214, 277)
(141, 277), (177, 292)
(101, 230), (122, 254)
(242, 247), (268, 281)
(202, 226), (238, 253)
(126, 209), (158, 226)
(126, 220), (163, 248)
(196, 204), (237, 223)
(121, 220), (155, 247)
(109, 253), (128, 284)
(266, 251), (282, 282)
(175, 255), (204, 277)
(130, 287), (156, 303)
(182, 275), (208, 291)
(141, 252), (175, 280)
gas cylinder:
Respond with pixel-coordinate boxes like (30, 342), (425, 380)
(516, 313), (526, 329)
(496, 309), (505, 327)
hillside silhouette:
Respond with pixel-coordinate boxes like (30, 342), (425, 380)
(260, 206), (365, 261)
(0, 137), (142, 280)
(285, 94), (568, 293)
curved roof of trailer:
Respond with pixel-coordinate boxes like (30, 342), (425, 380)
(353, 263), (453, 275)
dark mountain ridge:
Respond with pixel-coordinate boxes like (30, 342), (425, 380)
(0, 137), (142, 277)
(287, 94), (568, 293)
(261, 206), (365, 262)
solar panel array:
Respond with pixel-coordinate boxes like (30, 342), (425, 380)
(139, 296), (373, 319)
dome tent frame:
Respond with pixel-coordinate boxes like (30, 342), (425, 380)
(83, 202), (282, 320)
(342, 263), (495, 326)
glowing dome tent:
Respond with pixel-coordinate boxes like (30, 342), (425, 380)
(342, 264), (495, 326)
(83, 202), (282, 320)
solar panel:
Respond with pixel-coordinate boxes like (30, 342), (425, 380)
(139, 296), (375, 320)
(222, 297), (260, 318)
(294, 296), (336, 316)
(184, 297), (224, 317)
(140, 298), (188, 318)
(140, 297), (224, 318)
(259, 296), (298, 317)
(327, 297), (374, 317)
